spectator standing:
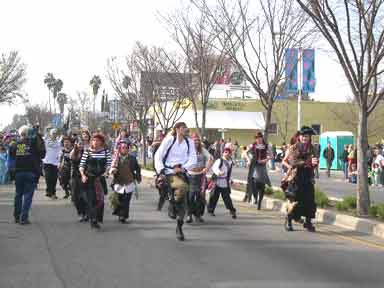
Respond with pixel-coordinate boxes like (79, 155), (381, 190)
(322, 142), (335, 177)
(373, 147), (384, 186)
(341, 145), (349, 180)
(43, 129), (62, 199)
(0, 145), (8, 184)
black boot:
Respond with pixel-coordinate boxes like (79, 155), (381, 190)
(176, 220), (185, 241)
(242, 194), (248, 202)
(285, 215), (294, 231)
(186, 215), (193, 224)
(303, 219), (315, 232)
(168, 201), (177, 219)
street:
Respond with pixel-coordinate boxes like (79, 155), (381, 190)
(1, 180), (384, 288)
(231, 166), (384, 202)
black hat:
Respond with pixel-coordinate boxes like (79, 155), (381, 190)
(298, 126), (316, 135)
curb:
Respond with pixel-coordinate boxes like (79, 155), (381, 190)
(141, 169), (384, 240)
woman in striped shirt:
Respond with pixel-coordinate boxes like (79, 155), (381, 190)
(79, 133), (112, 229)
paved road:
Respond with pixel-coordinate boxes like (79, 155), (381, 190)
(1, 182), (384, 288)
(231, 166), (384, 203)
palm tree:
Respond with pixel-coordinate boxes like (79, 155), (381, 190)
(89, 75), (102, 114)
(44, 73), (56, 113)
(57, 92), (67, 114)
(53, 79), (63, 113)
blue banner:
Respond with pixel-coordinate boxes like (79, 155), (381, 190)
(285, 48), (298, 93)
(302, 49), (315, 93)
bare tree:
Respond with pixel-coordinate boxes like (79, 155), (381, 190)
(193, 0), (313, 141)
(160, 4), (230, 136)
(0, 51), (26, 104)
(296, 0), (384, 214)
(24, 104), (53, 131)
(76, 91), (91, 128)
(330, 97), (384, 140)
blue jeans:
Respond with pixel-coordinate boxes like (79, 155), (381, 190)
(343, 161), (348, 179)
(14, 171), (37, 222)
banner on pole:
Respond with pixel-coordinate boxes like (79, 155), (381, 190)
(284, 48), (298, 93)
(302, 49), (315, 93)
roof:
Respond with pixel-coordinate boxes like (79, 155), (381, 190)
(178, 110), (265, 130)
(320, 131), (354, 137)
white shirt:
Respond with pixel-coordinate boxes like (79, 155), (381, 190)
(113, 182), (136, 194)
(43, 137), (62, 166)
(374, 154), (384, 166)
(212, 158), (233, 188)
(154, 135), (197, 175)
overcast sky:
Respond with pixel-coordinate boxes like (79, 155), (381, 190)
(0, 0), (351, 129)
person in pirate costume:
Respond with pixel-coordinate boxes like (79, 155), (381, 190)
(244, 132), (271, 209)
(154, 122), (197, 241)
(281, 126), (319, 232)
(110, 141), (141, 223)
(186, 133), (213, 224)
(207, 147), (237, 219)
(79, 133), (112, 229)
(58, 137), (73, 199)
(70, 129), (91, 222)
(152, 133), (168, 211)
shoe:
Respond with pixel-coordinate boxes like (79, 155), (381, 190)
(186, 215), (193, 224)
(208, 211), (215, 216)
(20, 219), (31, 225)
(63, 194), (70, 199)
(231, 212), (237, 219)
(78, 215), (85, 222)
(303, 222), (316, 232)
(119, 218), (127, 224)
(242, 195), (248, 202)
(176, 220), (185, 241)
(284, 217), (294, 231)
(45, 193), (51, 198)
(195, 216), (204, 223)
(91, 222), (101, 229)
(14, 217), (20, 224)
(51, 195), (58, 200)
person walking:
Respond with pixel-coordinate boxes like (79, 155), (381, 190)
(322, 142), (335, 177)
(43, 129), (62, 199)
(11, 125), (46, 224)
(281, 126), (319, 232)
(244, 132), (271, 209)
(79, 133), (112, 229)
(207, 147), (237, 219)
(58, 137), (73, 199)
(110, 141), (141, 223)
(70, 141), (88, 222)
(154, 122), (197, 241)
(186, 133), (213, 224)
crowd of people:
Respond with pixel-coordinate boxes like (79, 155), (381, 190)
(1, 121), (383, 240)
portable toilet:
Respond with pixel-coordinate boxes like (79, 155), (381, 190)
(319, 131), (354, 170)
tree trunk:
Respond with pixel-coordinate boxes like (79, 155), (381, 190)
(48, 89), (52, 113)
(201, 105), (206, 137)
(263, 103), (273, 143)
(357, 105), (370, 215)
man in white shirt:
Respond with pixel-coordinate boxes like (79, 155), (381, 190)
(154, 122), (197, 241)
(43, 129), (62, 199)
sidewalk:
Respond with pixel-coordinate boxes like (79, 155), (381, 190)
(141, 169), (384, 240)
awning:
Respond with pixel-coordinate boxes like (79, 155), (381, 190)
(176, 110), (265, 130)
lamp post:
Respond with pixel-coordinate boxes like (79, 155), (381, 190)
(297, 47), (303, 131)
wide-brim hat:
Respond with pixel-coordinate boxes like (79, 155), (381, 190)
(298, 126), (316, 135)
